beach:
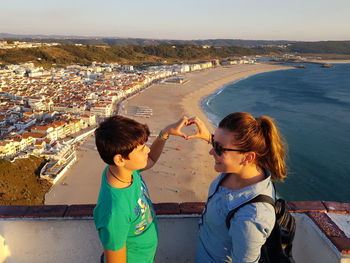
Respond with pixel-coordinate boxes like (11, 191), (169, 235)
(45, 63), (292, 205)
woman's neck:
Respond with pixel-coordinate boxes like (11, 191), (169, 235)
(221, 165), (265, 190)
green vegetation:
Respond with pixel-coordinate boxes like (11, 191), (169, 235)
(0, 44), (262, 67)
(2, 41), (350, 67)
(0, 156), (51, 205)
(2, 37), (350, 66)
(135, 45), (258, 59)
(287, 41), (350, 55)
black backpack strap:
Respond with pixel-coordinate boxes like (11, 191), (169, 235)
(225, 195), (275, 229)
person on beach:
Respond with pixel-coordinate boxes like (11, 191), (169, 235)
(186, 112), (287, 263)
(93, 115), (189, 263)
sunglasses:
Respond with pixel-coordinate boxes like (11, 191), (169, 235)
(211, 134), (248, 156)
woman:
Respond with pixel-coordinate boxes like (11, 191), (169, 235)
(187, 112), (287, 263)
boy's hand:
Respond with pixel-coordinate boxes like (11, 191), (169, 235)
(186, 116), (211, 143)
(162, 116), (190, 139)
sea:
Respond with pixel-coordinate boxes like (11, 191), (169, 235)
(202, 63), (350, 202)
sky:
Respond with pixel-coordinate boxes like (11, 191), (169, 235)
(1, 0), (350, 41)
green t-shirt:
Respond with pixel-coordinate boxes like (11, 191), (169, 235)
(93, 167), (158, 263)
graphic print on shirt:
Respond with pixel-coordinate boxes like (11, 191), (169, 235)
(134, 179), (155, 235)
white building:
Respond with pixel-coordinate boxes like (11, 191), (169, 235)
(90, 104), (113, 118)
(14, 118), (36, 130)
(122, 65), (134, 71)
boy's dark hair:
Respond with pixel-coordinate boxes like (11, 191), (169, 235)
(95, 115), (150, 165)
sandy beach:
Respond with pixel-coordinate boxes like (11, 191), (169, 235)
(45, 63), (292, 205)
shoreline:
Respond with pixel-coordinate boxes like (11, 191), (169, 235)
(198, 67), (294, 126)
(45, 63), (293, 204)
(181, 65), (294, 134)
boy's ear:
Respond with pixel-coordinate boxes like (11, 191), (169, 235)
(113, 154), (126, 167)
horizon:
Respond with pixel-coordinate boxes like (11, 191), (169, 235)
(1, 0), (350, 41)
(1, 32), (349, 43)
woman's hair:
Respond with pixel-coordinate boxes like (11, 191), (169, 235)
(95, 115), (150, 165)
(219, 112), (287, 181)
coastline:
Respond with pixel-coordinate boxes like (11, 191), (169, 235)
(45, 63), (293, 204)
(190, 67), (294, 127)
(307, 59), (350, 64)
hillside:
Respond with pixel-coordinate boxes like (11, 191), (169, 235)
(0, 156), (51, 205)
(0, 34), (294, 47)
(0, 44), (261, 67)
(287, 41), (350, 54)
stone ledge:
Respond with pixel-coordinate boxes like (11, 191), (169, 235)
(287, 201), (327, 213)
(64, 204), (95, 217)
(2, 201), (350, 218)
(0, 203), (206, 218)
(328, 237), (350, 255)
(25, 205), (68, 218)
(323, 201), (350, 214)
(153, 203), (181, 215)
(0, 206), (29, 218)
(306, 212), (346, 238)
(179, 202), (205, 214)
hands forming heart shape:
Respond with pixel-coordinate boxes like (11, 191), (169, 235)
(163, 116), (211, 142)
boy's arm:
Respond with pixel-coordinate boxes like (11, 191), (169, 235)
(144, 117), (189, 170)
(144, 133), (167, 170)
(104, 245), (127, 263)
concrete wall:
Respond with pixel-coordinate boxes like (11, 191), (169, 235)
(292, 213), (349, 263)
(0, 220), (101, 263)
(0, 209), (349, 263)
(0, 216), (198, 263)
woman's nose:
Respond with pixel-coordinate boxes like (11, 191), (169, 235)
(209, 148), (214, 156)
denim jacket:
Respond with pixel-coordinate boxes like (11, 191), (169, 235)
(196, 170), (276, 263)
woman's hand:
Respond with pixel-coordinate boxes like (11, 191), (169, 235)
(162, 116), (190, 139)
(186, 116), (211, 143)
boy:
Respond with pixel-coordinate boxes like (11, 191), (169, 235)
(93, 115), (188, 263)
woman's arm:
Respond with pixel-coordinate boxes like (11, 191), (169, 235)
(229, 204), (275, 263)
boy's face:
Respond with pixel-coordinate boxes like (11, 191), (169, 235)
(123, 143), (150, 171)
